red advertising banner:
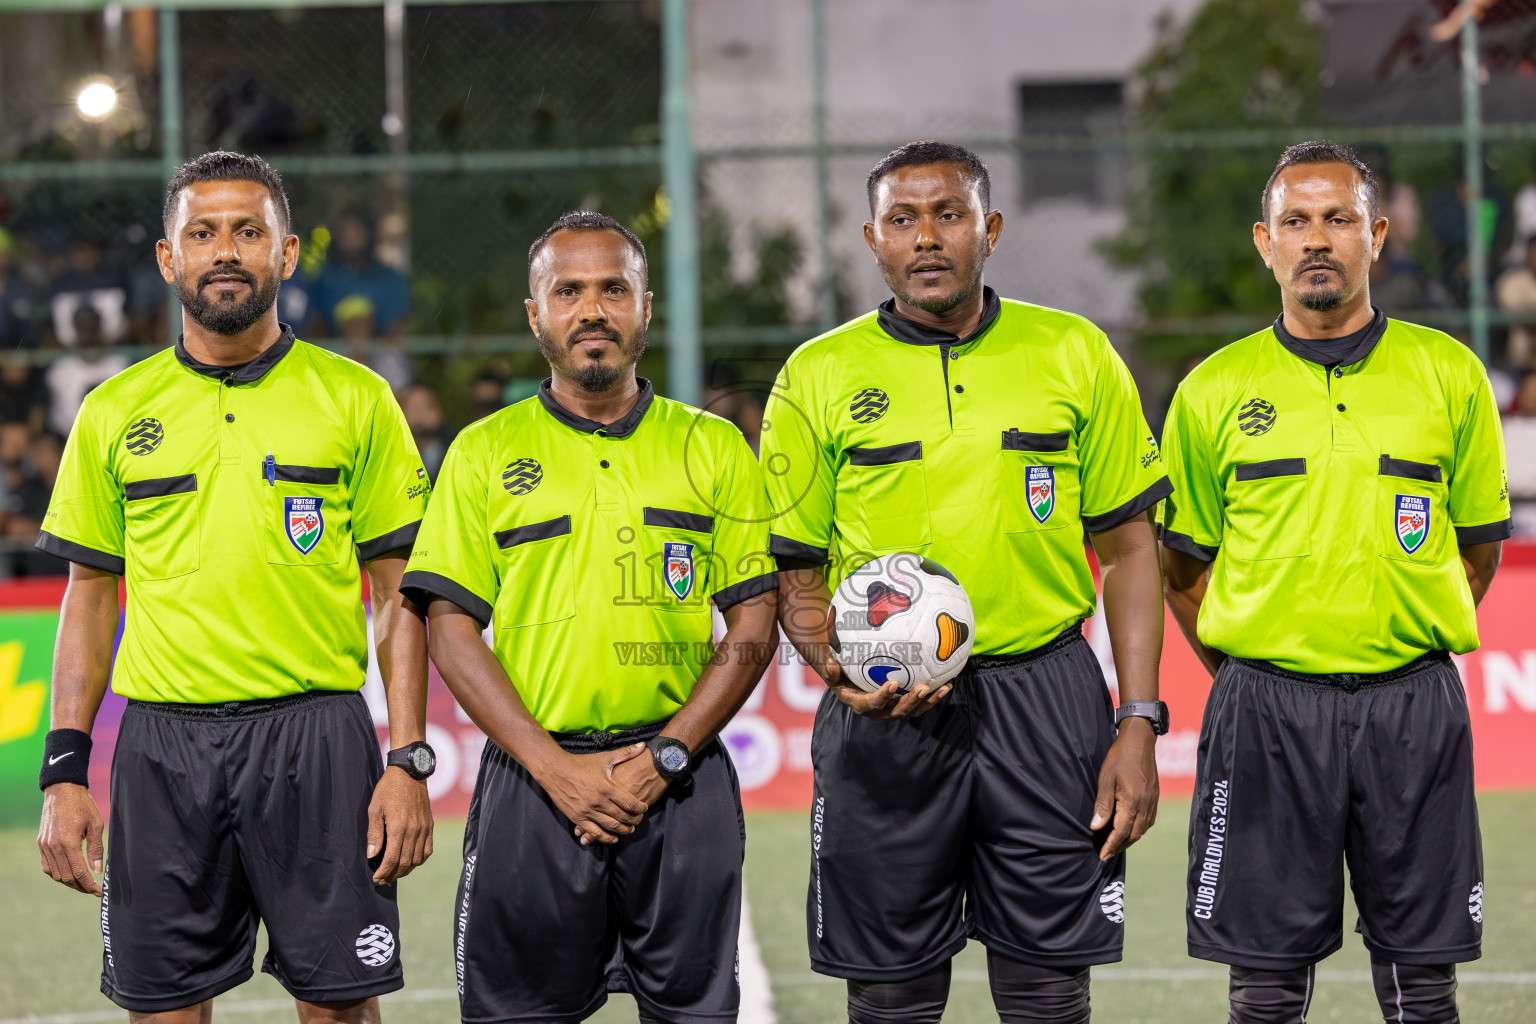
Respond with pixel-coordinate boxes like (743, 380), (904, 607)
(6, 558), (1531, 817)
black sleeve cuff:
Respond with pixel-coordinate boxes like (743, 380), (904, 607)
(1455, 518), (1514, 545)
(769, 533), (829, 566)
(400, 569), (494, 629)
(356, 520), (422, 562)
(712, 571), (779, 612)
(35, 531), (124, 575)
(1158, 525), (1219, 563)
(1082, 476), (1174, 533)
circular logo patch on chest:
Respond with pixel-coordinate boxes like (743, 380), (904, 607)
(849, 388), (889, 423)
(123, 418), (164, 456)
(1237, 399), (1276, 436)
(502, 458), (543, 495)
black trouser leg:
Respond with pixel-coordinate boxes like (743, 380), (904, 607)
(1227, 965), (1314, 1024)
(1370, 955), (1459, 1024)
(986, 950), (1090, 1024)
(846, 961), (951, 1024)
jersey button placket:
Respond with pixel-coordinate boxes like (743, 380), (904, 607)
(594, 432), (618, 511)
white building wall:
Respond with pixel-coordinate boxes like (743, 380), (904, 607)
(692, 0), (1205, 327)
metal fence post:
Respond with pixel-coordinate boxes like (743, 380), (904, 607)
(811, 0), (836, 332)
(160, 7), (182, 347)
(1461, 11), (1490, 364)
(662, 0), (701, 405)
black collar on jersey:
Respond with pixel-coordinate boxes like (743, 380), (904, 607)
(537, 376), (655, 439)
(175, 323), (296, 384)
(1271, 306), (1387, 368)
(876, 285), (1002, 346)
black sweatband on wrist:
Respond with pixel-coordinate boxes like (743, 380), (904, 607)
(39, 728), (92, 790)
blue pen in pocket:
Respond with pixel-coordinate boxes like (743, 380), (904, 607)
(265, 452), (276, 487)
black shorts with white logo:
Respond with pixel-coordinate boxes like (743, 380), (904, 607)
(456, 724), (744, 1024)
(1187, 652), (1483, 970)
(101, 690), (402, 1012)
(808, 628), (1126, 981)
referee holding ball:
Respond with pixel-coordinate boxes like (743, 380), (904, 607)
(1160, 141), (1509, 1024)
(35, 152), (434, 1023)
(762, 142), (1170, 1024)
(402, 212), (778, 1023)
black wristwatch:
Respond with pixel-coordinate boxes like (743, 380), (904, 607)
(387, 741), (437, 781)
(647, 736), (692, 781)
(1115, 700), (1170, 736)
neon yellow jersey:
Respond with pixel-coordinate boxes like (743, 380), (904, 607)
(38, 328), (429, 703)
(760, 289), (1169, 656)
(401, 380), (776, 734)
(1160, 313), (1512, 673)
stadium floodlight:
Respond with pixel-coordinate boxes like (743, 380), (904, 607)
(75, 80), (118, 121)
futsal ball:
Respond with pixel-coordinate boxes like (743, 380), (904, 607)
(827, 552), (975, 694)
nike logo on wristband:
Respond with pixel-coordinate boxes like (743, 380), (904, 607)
(47, 752), (75, 765)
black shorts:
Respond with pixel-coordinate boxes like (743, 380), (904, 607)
(808, 628), (1126, 981)
(101, 690), (401, 1012)
(455, 724), (744, 1024)
(1186, 653), (1483, 970)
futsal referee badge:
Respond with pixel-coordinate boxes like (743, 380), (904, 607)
(1026, 465), (1056, 524)
(1395, 494), (1429, 555)
(285, 496), (325, 555)
(663, 542), (695, 600)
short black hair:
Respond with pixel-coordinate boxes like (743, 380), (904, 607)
(866, 141), (991, 217)
(163, 151), (291, 235)
(1261, 140), (1380, 222)
(526, 211), (648, 286)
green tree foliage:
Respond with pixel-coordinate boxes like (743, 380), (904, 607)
(1108, 0), (1323, 366)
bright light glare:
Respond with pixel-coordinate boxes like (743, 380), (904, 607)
(76, 82), (118, 120)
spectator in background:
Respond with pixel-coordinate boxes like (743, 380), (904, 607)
(1497, 236), (1536, 369)
(397, 384), (447, 479)
(701, 363), (764, 451)
(0, 426), (67, 575)
(335, 292), (414, 392)
(49, 239), (127, 348)
(308, 208), (411, 338)
(1513, 369), (1536, 418)
(0, 229), (39, 349)
(0, 356), (47, 436)
(462, 369), (508, 432)
(44, 307), (128, 436)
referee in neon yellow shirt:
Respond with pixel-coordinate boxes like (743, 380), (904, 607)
(402, 212), (778, 1022)
(762, 142), (1170, 1024)
(35, 152), (433, 1023)
(1161, 142), (1509, 1024)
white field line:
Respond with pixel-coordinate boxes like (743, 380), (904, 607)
(6, 966), (1530, 1023)
(738, 893), (778, 1024)
(769, 967), (1536, 986)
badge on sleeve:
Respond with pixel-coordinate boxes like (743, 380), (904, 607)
(1395, 494), (1429, 555)
(1026, 465), (1056, 524)
(663, 542), (695, 600)
(286, 496), (325, 555)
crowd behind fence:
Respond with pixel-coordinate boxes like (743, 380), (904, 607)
(1, 2), (1535, 578)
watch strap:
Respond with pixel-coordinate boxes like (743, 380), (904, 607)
(1115, 700), (1169, 735)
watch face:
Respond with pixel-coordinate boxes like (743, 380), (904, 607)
(658, 744), (688, 774)
(410, 746), (436, 775)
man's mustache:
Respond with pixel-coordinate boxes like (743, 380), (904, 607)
(567, 326), (622, 345)
(197, 267), (259, 289)
(1292, 255), (1346, 280)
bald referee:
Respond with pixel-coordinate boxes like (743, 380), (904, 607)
(1160, 141), (1509, 1024)
(402, 212), (778, 1023)
(35, 152), (434, 1023)
(761, 142), (1170, 1024)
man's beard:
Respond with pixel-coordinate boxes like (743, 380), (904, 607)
(879, 234), (989, 315)
(1292, 257), (1349, 312)
(538, 322), (648, 393)
(176, 266), (279, 336)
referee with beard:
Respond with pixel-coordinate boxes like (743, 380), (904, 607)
(36, 152), (433, 1024)
(402, 212), (778, 1023)
(762, 142), (1170, 1024)
(1161, 142), (1509, 1024)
